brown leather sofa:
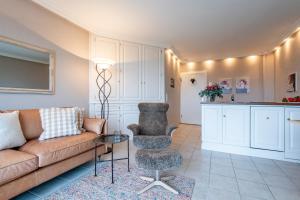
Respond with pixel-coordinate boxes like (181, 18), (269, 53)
(0, 109), (107, 200)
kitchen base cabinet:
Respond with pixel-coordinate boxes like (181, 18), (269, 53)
(251, 107), (284, 151)
(285, 108), (300, 160)
(223, 106), (250, 147)
(202, 105), (223, 143)
(201, 104), (300, 163)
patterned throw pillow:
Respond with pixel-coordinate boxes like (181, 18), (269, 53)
(39, 107), (81, 140)
(74, 107), (85, 132)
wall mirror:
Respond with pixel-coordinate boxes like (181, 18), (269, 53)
(0, 36), (55, 94)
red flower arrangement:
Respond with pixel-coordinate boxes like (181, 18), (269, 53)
(199, 83), (223, 102)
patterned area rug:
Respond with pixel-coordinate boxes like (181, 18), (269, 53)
(45, 160), (195, 200)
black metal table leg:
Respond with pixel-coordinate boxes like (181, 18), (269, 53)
(94, 144), (97, 176)
(127, 140), (130, 172)
(111, 144), (114, 184)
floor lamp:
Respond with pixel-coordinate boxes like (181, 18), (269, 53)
(92, 57), (114, 125)
(93, 58), (114, 154)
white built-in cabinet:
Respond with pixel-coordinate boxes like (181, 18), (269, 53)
(202, 104), (300, 162)
(285, 107), (300, 160)
(202, 105), (223, 143)
(89, 34), (165, 136)
(223, 106), (250, 147)
(251, 107), (284, 151)
(202, 105), (250, 147)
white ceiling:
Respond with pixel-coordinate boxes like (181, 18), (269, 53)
(33, 0), (300, 62)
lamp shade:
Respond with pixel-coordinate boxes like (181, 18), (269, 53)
(92, 57), (115, 69)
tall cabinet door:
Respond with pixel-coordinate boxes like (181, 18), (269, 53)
(143, 45), (163, 101)
(285, 108), (300, 160)
(251, 107), (284, 151)
(92, 36), (120, 101)
(223, 106), (250, 147)
(120, 42), (142, 101)
(202, 105), (223, 143)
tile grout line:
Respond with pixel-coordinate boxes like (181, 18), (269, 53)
(273, 160), (299, 190)
(251, 157), (277, 200)
(230, 154), (243, 199)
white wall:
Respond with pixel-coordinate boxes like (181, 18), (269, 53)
(0, 0), (90, 111)
(180, 56), (264, 102)
(165, 51), (181, 124)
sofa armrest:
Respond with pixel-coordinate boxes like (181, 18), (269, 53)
(127, 124), (141, 135)
(83, 118), (106, 135)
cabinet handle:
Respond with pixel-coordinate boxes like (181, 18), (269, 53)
(287, 118), (291, 121)
(223, 115), (226, 118)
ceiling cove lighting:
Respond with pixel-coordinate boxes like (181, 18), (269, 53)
(181, 26), (300, 65)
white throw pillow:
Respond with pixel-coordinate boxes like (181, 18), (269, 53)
(39, 107), (81, 140)
(0, 111), (26, 150)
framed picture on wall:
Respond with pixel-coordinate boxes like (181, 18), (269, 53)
(236, 77), (250, 94)
(219, 78), (233, 94)
(170, 78), (175, 88)
(287, 72), (297, 93)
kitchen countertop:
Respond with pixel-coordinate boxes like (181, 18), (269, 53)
(201, 102), (300, 106)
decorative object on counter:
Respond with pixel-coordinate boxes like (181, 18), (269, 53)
(190, 78), (196, 84)
(219, 78), (233, 94)
(199, 82), (223, 102)
(170, 78), (175, 88)
(231, 94), (235, 102)
(282, 96), (300, 102)
(287, 72), (297, 93)
(236, 77), (250, 94)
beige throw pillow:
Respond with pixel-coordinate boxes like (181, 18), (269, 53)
(0, 111), (26, 150)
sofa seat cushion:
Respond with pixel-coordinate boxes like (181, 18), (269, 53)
(19, 132), (98, 167)
(0, 149), (38, 186)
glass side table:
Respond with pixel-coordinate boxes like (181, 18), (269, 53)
(93, 134), (130, 184)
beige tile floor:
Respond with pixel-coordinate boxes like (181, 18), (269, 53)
(14, 124), (300, 200)
(111, 124), (300, 200)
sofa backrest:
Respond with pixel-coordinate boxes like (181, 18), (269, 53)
(18, 109), (43, 140)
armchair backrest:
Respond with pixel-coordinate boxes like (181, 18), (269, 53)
(138, 103), (169, 135)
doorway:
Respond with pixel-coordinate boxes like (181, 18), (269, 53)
(180, 71), (207, 125)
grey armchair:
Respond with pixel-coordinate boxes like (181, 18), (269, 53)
(127, 103), (177, 149)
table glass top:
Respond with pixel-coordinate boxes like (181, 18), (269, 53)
(94, 134), (129, 144)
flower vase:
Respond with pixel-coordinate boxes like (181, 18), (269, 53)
(209, 96), (216, 102)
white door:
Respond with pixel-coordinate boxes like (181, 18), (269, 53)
(181, 72), (207, 125)
(285, 108), (300, 160)
(93, 36), (120, 101)
(202, 105), (223, 143)
(223, 106), (250, 147)
(251, 107), (284, 151)
(120, 42), (142, 101)
(143, 45), (163, 101)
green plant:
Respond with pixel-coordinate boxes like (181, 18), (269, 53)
(199, 83), (223, 102)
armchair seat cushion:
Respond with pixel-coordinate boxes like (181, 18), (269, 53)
(0, 149), (38, 186)
(135, 148), (182, 171)
(19, 132), (98, 167)
(133, 135), (171, 149)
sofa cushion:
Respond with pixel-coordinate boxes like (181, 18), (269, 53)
(19, 132), (98, 167)
(0, 149), (38, 186)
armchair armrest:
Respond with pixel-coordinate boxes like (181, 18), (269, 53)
(133, 135), (171, 149)
(83, 117), (106, 135)
(127, 124), (141, 135)
(166, 124), (177, 136)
